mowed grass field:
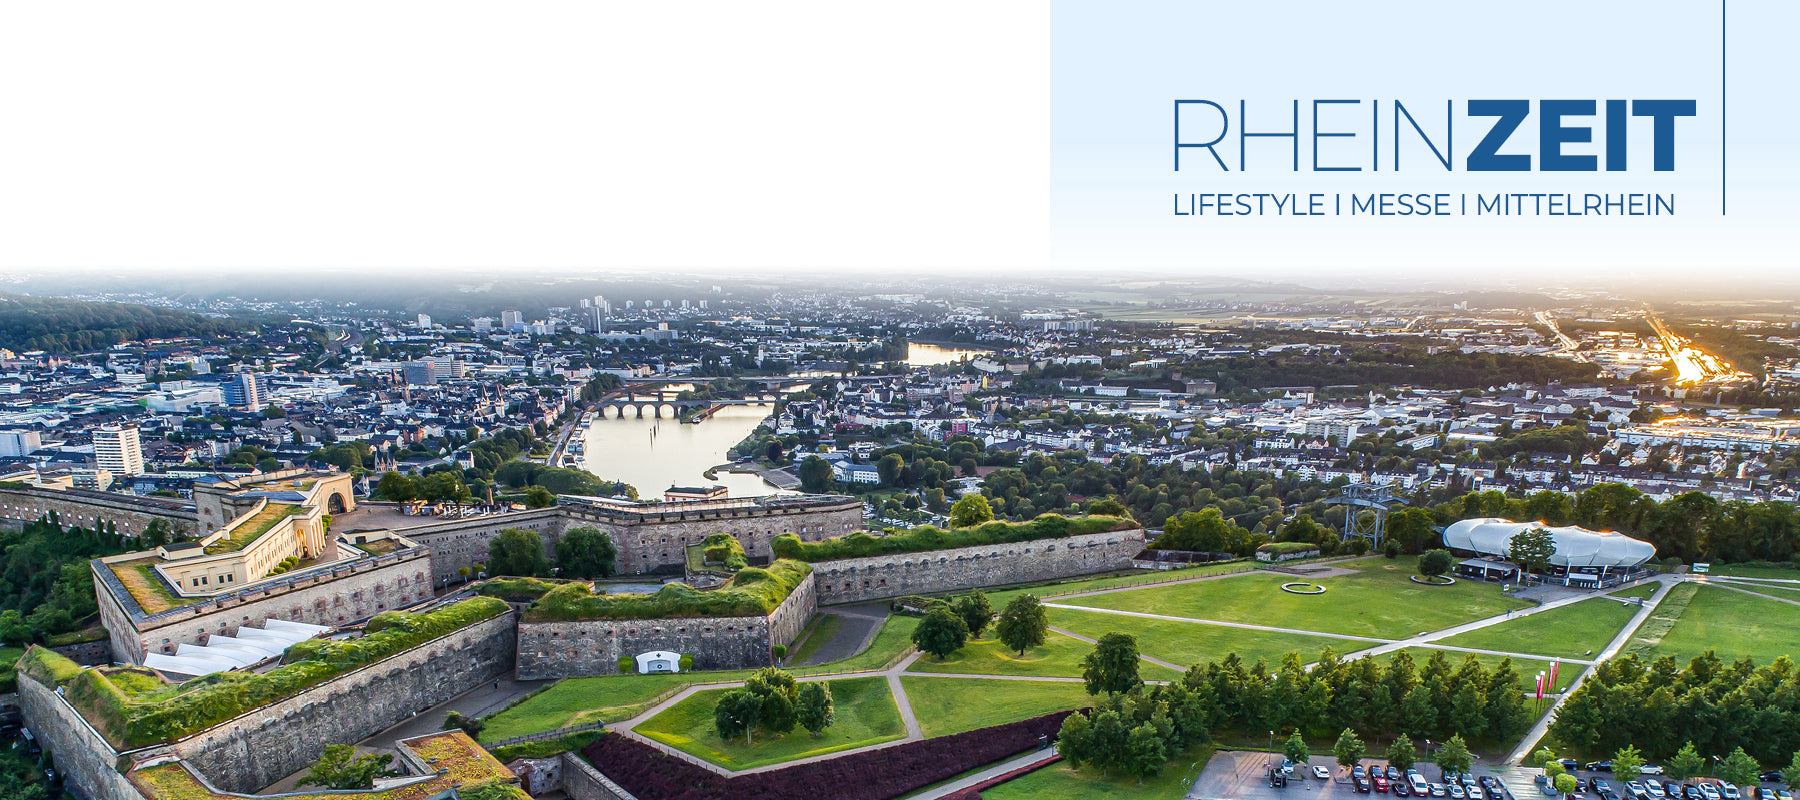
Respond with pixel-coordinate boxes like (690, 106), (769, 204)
(906, 632), (1180, 682)
(1048, 607), (1346, 670)
(900, 676), (1095, 737)
(1434, 597), (1640, 661)
(1059, 557), (1531, 639)
(1702, 563), (1800, 580)
(979, 562), (1254, 609)
(981, 746), (1211, 800)
(1640, 584), (1800, 665)
(635, 676), (905, 769)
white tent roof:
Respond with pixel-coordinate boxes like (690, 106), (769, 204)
(143, 619), (329, 678)
(1443, 517), (1656, 569)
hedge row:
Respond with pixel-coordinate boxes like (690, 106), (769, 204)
(478, 576), (574, 603)
(772, 514), (1134, 562)
(524, 560), (811, 622)
(1256, 541), (1319, 555)
(60, 597), (508, 748)
(580, 710), (1073, 800)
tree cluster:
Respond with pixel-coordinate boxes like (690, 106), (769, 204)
(484, 527), (616, 579)
(713, 668), (835, 743)
(0, 516), (131, 645)
(1056, 681), (1213, 783)
(1549, 651), (1800, 770)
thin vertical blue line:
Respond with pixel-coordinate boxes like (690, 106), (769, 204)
(1722, 0), (1727, 215)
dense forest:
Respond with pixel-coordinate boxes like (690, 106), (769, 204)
(0, 293), (245, 353)
(1549, 650), (1800, 767)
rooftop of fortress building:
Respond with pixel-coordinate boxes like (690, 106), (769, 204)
(128, 730), (522, 800)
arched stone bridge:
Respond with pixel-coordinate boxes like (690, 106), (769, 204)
(594, 394), (782, 419)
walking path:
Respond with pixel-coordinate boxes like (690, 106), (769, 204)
(1703, 579), (1800, 607)
(1502, 574), (1679, 765)
(908, 748), (1062, 800)
(1049, 625), (1186, 673)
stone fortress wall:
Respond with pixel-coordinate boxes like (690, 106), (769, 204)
(0, 484), (194, 538)
(515, 571), (818, 680)
(16, 609), (516, 799)
(811, 528), (1147, 605)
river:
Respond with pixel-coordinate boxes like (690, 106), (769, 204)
(907, 342), (988, 366)
(577, 404), (783, 498)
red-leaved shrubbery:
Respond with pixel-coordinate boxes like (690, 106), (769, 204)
(581, 711), (1073, 800)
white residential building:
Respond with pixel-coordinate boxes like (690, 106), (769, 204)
(94, 424), (145, 477)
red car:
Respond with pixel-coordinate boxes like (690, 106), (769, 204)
(1376, 776), (1392, 793)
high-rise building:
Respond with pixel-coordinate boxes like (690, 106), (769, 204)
(222, 372), (265, 411)
(473, 317), (494, 333)
(501, 310), (524, 331)
(403, 361), (437, 386)
(417, 313), (432, 329)
(94, 424), (145, 477)
(0, 429), (42, 457)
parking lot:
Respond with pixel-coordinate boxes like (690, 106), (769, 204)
(1190, 752), (1522, 800)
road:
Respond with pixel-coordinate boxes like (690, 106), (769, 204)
(1533, 311), (1587, 363)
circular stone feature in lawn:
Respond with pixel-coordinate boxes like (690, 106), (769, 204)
(1280, 582), (1327, 595)
(1409, 575), (1456, 586)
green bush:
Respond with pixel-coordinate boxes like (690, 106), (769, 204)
(702, 533), (749, 571)
(15, 646), (85, 685)
(487, 730), (603, 761)
(618, 656), (635, 673)
(526, 560), (812, 622)
(477, 576), (573, 602)
(63, 597), (508, 748)
(1256, 541), (1320, 556)
(771, 514), (1133, 562)
(678, 654), (694, 672)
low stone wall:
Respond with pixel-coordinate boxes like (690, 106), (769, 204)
(812, 529), (1146, 604)
(561, 752), (640, 800)
(0, 485), (194, 540)
(170, 610), (517, 792)
(51, 638), (115, 666)
(515, 572), (817, 680)
(15, 670), (148, 800)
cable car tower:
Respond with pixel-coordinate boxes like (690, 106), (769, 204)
(1330, 483), (1402, 548)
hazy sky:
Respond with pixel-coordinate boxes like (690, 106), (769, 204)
(0, 2), (1790, 285)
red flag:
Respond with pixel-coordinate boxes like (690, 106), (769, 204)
(1535, 673), (1544, 700)
(1549, 659), (1560, 691)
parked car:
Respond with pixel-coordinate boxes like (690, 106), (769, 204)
(1468, 785), (1486, 800)
(1449, 784), (1467, 800)
(1562, 760), (1583, 772)
(1594, 779), (1614, 794)
(1430, 784), (1448, 798)
(1699, 784), (1723, 800)
(1682, 786), (1704, 800)
(1315, 766), (1333, 780)
(1356, 778), (1372, 794)
(1356, 767), (1369, 780)
(1390, 767), (1403, 782)
(1721, 784), (1741, 800)
(1626, 780), (1650, 800)
(1395, 780), (1412, 797)
(1647, 782), (1667, 799)
(1591, 762), (1617, 773)
(1376, 776), (1391, 793)
(1758, 774), (1783, 785)
(1642, 766), (1666, 776)
(1411, 774), (1432, 795)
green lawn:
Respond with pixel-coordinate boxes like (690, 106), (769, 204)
(635, 676), (905, 769)
(1640, 584), (1800, 665)
(981, 745), (1212, 800)
(907, 632), (1181, 682)
(900, 676), (1094, 737)
(791, 613), (845, 664)
(1608, 583), (1660, 600)
(1701, 563), (1800, 580)
(1058, 557), (1530, 639)
(980, 562), (1253, 609)
(1395, 648), (1573, 694)
(1434, 597), (1639, 660)
(0, 646), (22, 692)
(1049, 607), (1350, 671)
(480, 672), (709, 741)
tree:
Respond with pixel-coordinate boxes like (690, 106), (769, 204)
(1058, 711), (1093, 769)
(1508, 526), (1558, 576)
(1333, 728), (1365, 770)
(1418, 549), (1454, 578)
(877, 453), (904, 486)
(714, 689), (763, 743)
(555, 526), (617, 578)
(1285, 731), (1311, 766)
(949, 494), (994, 527)
(1718, 747), (1760, 787)
(796, 681), (835, 736)
(0, 609), (28, 645)
(377, 471), (418, 502)
(1785, 750), (1800, 791)
(523, 485), (556, 508)
(798, 456), (833, 493)
(1613, 744), (1644, 783)
(487, 528), (550, 577)
(995, 593), (1049, 656)
(1127, 722), (1168, 784)
(1386, 736), (1416, 772)
(1087, 497), (1131, 518)
(1436, 734), (1472, 776)
(1554, 774), (1578, 795)
(1666, 742), (1703, 781)
(1082, 633), (1143, 696)
(912, 606), (970, 660)
(952, 591), (994, 639)
(297, 744), (400, 790)
(1155, 507), (1247, 554)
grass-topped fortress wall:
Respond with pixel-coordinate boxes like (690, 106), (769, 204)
(14, 597), (516, 795)
(783, 515), (1146, 604)
(513, 561), (818, 679)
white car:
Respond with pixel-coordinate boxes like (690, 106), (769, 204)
(1720, 784), (1741, 800)
(1647, 782), (1668, 798)
(1699, 784), (1722, 800)
(1469, 787), (1485, 800)
(1315, 766), (1332, 780)
(1641, 765), (1666, 775)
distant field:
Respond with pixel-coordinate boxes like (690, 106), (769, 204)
(1058, 556), (1529, 640)
(1637, 584), (1800, 665)
(1434, 597), (1639, 661)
